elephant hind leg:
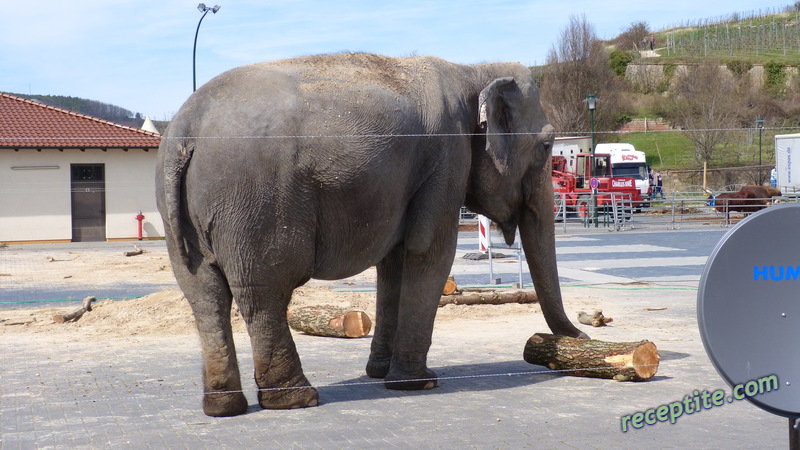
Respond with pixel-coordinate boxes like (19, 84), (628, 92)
(366, 244), (404, 379)
(233, 285), (319, 410)
(174, 260), (248, 417)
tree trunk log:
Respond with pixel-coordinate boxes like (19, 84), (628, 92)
(523, 333), (659, 381)
(439, 291), (538, 307)
(53, 296), (97, 323)
(442, 276), (458, 295)
(124, 245), (143, 257)
(287, 306), (372, 338)
(577, 309), (613, 327)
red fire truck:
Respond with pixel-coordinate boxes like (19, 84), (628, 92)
(551, 145), (642, 221)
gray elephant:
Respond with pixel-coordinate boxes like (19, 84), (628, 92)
(156, 52), (586, 417)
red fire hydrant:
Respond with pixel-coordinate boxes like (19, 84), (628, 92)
(135, 211), (145, 241)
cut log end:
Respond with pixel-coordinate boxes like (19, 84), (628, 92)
(442, 278), (458, 296)
(631, 341), (660, 380)
(341, 311), (372, 338)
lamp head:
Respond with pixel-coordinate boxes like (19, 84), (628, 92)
(583, 94), (598, 111)
(197, 3), (220, 13)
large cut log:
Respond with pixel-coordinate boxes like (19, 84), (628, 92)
(53, 296), (97, 323)
(439, 291), (538, 307)
(287, 306), (372, 338)
(523, 333), (659, 381)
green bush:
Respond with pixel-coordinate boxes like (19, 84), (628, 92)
(609, 50), (634, 77)
(656, 63), (677, 93)
(764, 61), (787, 97)
(614, 113), (633, 129)
(726, 59), (753, 78)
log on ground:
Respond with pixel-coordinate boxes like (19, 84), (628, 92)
(523, 333), (659, 381)
(442, 275), (458, 295)
(577, 309), (613, 327)
(439, 291), (538, 307)
(287, 306), (372, 338)
(53, 296), (97, 323)
(124, 245), (143, 257)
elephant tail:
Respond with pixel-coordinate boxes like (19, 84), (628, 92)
(159, 138), (195, 267)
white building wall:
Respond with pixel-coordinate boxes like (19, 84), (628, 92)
(0, 148), (164, 242)
(1, 152), (72, 241)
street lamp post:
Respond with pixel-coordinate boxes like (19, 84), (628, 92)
(583, 94), (599, 226)
(193, 3), (221, 92)
(584, 94), (598, 164)
(756, 117), (765, 185)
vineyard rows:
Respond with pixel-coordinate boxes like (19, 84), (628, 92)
(659, 6), (800, 61)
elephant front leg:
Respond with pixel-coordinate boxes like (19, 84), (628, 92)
(236, 288), (320, 410)
(382, 247), (455, 391)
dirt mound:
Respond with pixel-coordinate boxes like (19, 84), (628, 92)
(0, 286), (380, 337)
(1, 285), (542, 338)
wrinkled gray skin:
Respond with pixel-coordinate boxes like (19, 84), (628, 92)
(156, 53), (587, 417)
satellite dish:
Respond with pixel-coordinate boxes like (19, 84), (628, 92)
(698, 203), (800, 418)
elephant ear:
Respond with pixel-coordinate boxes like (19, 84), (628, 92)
(478, 77), (523, 174)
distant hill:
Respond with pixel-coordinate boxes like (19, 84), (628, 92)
(614, 5), (800, 64)
(7, 93), (165, 132)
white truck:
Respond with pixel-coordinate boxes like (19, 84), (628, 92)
(594, 143), (651, 203)
(775, 134), (800, 195)
(551, 136), (592, 173)
(550, 137), (642, 220)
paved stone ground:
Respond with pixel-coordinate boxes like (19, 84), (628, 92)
(1, 224), (791, 448)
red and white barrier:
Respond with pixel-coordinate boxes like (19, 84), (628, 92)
(478, 215), (492, 252)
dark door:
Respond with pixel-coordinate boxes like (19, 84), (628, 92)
(71, 164), (106, 242)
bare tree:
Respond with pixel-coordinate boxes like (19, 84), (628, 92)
(669, 62), (738, 164)
(538, 14), (626, 135)
(610, 21), (650, 52)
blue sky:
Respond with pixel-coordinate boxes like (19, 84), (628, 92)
(0, 1), (792, 122)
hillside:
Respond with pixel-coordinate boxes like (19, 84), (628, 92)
(655, 6), (800, 64)
(591, 5), (800, 174)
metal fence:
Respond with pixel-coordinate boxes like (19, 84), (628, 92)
(553, 192), (800, 233)
(462, 191), (800, 235)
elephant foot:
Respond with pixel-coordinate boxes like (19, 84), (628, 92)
(258, 385), (319, 410)
(552, 324), (590, 340)
(365, 358), (390, 378)
(564, 329), (590, 340)
(203, 391), (249, 417)
(384, 367), (438, 390)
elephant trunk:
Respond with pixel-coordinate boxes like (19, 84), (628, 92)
(518, 175), (588, 339)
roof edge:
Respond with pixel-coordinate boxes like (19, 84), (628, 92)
(0, 92), (161, 138)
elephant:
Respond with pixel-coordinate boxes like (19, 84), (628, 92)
(155, 52), (587, 417)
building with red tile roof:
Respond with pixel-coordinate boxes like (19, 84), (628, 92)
(1, 93), (164, 243)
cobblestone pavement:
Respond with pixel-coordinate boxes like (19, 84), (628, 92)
(1, 226), (789, 448)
